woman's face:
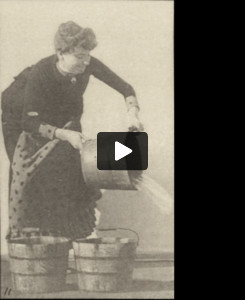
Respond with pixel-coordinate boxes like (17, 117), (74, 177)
(58, 48), (91, 74)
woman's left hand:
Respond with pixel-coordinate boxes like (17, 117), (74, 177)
(127, 107), (144, 132)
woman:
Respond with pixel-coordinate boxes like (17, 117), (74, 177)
(5, 21), (143, 240)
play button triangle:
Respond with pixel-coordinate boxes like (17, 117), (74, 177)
(115, 141), (132, 161)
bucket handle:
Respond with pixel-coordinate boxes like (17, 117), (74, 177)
(97, 227), (139, 246)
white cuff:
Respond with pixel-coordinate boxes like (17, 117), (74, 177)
(125, 96), (140, 111)
(39, 123), (57, 140)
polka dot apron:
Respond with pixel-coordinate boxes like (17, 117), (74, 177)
(7, 120), (101, 240)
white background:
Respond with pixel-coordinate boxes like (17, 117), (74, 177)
(0, 0), (174, 255)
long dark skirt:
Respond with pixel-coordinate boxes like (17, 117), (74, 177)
(7, 120), (102, 240)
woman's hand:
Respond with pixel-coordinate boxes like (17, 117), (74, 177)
(55, 129), (86, 150)
(127, 107), (144, 132)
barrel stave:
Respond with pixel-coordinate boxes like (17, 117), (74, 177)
(8, 236), (70, 293)
(73, 237), (137, 292)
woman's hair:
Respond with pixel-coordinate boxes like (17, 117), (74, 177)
(54, 21), (97, 53)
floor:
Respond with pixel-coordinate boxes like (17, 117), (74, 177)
(1, 258), (174, 299)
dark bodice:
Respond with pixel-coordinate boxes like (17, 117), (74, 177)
(21, 54), (136, 133)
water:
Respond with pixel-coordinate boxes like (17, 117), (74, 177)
(86, 174), (173, 240)
(132, 173), (173, 215)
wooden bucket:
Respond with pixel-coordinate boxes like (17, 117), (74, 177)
(73, 229), (138, 292)
(81, 138), (142, 190)
(8, 235), (70, 293)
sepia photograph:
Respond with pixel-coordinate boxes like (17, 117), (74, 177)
(0, 0), (174, 298)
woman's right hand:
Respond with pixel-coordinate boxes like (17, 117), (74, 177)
(55, 128), (85, 150)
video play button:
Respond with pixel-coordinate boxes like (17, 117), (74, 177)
(115, 141), (132, 161)
(97, 132), (148, 170)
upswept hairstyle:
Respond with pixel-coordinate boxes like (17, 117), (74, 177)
(54, 21), (97, 53)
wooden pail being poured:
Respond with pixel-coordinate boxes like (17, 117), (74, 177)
(80, 137), (143, 190)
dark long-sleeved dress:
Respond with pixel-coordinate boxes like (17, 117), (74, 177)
(7, 54), (136, 240)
